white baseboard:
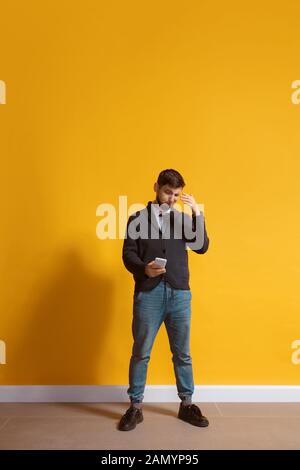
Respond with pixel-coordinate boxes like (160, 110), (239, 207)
(0, 385), (300, 402)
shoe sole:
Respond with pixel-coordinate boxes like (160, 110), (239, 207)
(178, 415), (209, 427)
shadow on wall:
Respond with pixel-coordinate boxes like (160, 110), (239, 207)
(5, 247), (115, 384)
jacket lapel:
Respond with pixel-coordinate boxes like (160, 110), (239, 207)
(146, 201), (175, 238)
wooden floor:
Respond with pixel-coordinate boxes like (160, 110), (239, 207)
(0, 403), (300, 450)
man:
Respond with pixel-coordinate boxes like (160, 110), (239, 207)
(118, 169), (210, 431)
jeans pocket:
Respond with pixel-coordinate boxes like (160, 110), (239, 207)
(184, 289), (192, 301)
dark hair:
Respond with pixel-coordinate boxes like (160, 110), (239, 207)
(157, 169), (185, 188)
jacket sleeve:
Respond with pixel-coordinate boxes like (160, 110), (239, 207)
(184, 212), (210, 254)
(122, 215), (148, 280)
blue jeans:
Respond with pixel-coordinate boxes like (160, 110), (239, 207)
(127, 279), (194, 403)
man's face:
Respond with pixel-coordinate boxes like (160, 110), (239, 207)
(154, 183), (183, 207)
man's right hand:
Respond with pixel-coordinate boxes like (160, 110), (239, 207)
(145, 260), (166, 278)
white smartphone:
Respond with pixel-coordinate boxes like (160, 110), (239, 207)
(154, 257), (167, 268)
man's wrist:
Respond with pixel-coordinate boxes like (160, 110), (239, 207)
(192, 208), (201, 216)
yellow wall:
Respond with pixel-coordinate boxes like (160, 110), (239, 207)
(1, 0), (300, 385)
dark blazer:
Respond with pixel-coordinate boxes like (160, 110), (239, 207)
(122, 200), (209, 292)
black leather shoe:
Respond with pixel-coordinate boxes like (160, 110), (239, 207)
(118, 406), (144, 431)
(178, 403), (209, 427)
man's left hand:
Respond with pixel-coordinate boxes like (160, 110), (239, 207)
(180, 193), (201, 216)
